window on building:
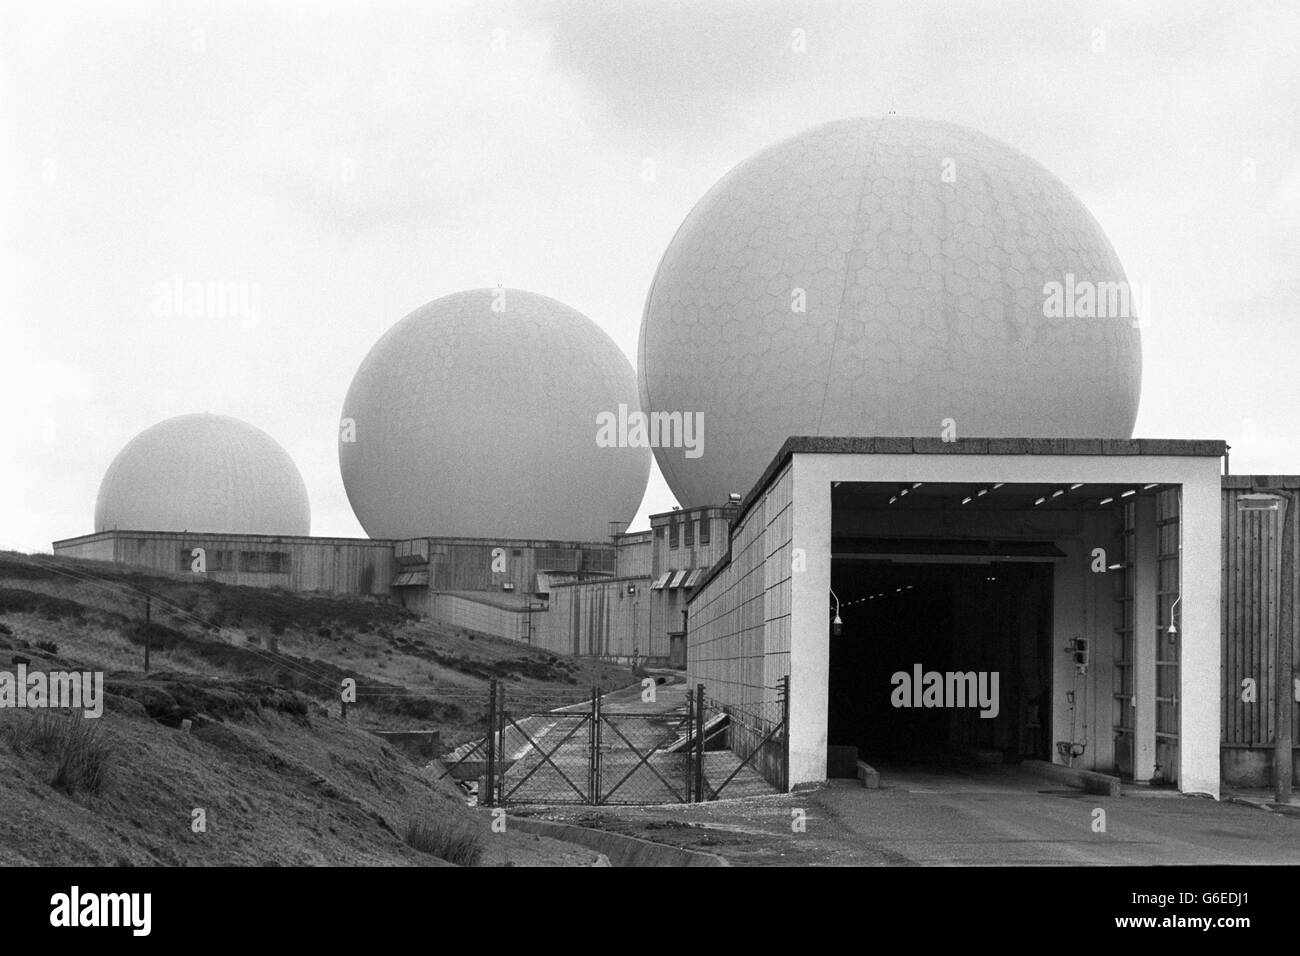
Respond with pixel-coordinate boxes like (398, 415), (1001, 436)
(669, 523), (678, 549)
(699, 518), (711, 545)
(537, 548), (580, 571)
(581, 549), (616, 574)
(684, 520), (694, 547)
(179, 547), (234, 571)
(240, 551), (291, 574)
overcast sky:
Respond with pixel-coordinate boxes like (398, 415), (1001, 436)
(2, 0), (1298, 552)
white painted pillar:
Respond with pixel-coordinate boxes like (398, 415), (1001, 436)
(789, 458), (832, 786)
(1180, 474), (1223, 798)
(1133, 494), (1158, 783)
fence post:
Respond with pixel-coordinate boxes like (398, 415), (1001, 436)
(484, 679), (497, 807)
(594, 686), (604, 805)
(686, 681), (695, 802)
(496, 682), (506, 807)
(780, 674), (791, 793)
(694, 683), (705, 802)
(143, 595), (151, 672)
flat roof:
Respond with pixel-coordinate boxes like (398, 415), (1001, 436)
(53, 529), (617, 550)
(1221, 475), (1300, 490)
(648, 503), (735, 522)
(52, 529), (386, 548)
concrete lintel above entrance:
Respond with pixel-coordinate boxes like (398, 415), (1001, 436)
(734, 436), (1227, 527)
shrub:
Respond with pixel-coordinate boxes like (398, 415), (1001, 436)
(131, 621), (186, 650)
(0, 588), (87, 619)
(3, 710), (65, 753)
(51, 718), (113, 794)
(3, 711), (113, 794)
(35, 640), (58, 655)
(404, 817), (483, 866)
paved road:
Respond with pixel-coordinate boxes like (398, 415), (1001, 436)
(806, 766), (1300, 865)
(531, 764), (1300, 865)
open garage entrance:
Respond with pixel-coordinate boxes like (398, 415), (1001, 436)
(829, 555), (1054, 767)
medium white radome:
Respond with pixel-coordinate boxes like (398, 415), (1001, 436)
(339, 288), (650, 541)
(639, 117), (1143, 508)
(95, 413), (311, 535)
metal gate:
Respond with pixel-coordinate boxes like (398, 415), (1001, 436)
(440, 679), (787, 806)
(596, 708), (695, 805)
(695, 678), (789, 800)
(499, 709), (596, 805)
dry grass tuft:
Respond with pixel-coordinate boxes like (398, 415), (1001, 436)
(404, 816), (483, 866)
(3, 711), (113, 794)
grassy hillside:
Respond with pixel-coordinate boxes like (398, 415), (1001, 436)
(0, 551), (631, 866)
(0, 552), (635, 738)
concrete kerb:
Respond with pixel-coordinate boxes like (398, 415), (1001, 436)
(1021, 760), (1122, 797)
(857, 760), (880, 789)
(506, 815), (730, 866)
(1222, 791), (1300, 816)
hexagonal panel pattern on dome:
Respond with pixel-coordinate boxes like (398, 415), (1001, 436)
(95, 413), (311, 535)
(339, 288), (650, 541)
(639, 116), (1142, 508)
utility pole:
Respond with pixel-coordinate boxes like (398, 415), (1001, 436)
(144, 594), (151, 673)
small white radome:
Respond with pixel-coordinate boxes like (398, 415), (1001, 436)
(95, 413), (311, 535)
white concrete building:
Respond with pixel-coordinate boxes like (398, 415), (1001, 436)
(686, 436), (1225, 798)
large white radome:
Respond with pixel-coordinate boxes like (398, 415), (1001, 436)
(339, 289), (650, 541)
(639, 117), (1143, 508)
(95, 413), (311, 535)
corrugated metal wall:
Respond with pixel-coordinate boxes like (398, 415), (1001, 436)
(651, 510), (731, 576)
(534, 579), (654, 662)
(54, 531), (393, 595)
(1221, 479), (1300, 748)
(426, 540), (616, 593)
